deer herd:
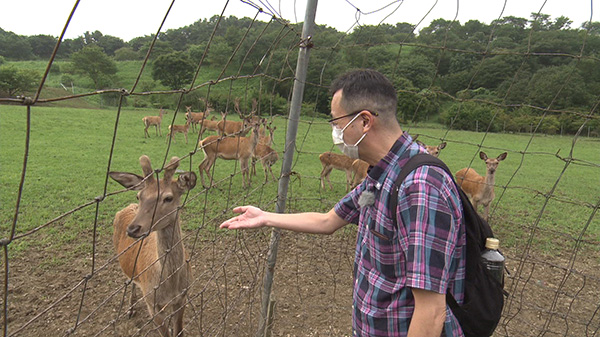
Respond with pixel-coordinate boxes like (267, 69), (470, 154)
(116, 102), (508, 335)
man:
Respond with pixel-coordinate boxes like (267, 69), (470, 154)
(220, 69), (466, 337)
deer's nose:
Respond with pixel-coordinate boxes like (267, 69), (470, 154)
(127, 224), (142, 238)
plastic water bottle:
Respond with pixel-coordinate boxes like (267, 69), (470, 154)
(481, 238), (505, 286)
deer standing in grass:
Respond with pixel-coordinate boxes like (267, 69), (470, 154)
(422, 141), (447, 157)
(215, 98), (256, 137)
(455, 151), (507, 220)
(110, 155), (196, 337)
(319, 152), (358, 192)
(252, 143), (279, 183)
(198, 122), (260, 188)
(251, 123), (277, 180)
(143, 108), (165, 138)
(414, 135), (447, 158)
(198, 115), (220, 135)
(350, 158), (369, 187)
(216, 111), (252, 137)
(186, 99), (214, 131)
(166, 118), (191, 144)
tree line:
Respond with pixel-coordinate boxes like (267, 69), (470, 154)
(1, 13), (599, 135)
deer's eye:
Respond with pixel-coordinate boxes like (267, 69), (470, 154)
(163, 195), (174, 203)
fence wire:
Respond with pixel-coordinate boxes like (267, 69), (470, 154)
(1, 0), (599, 336)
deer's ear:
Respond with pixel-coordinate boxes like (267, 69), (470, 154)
(479, 151), (488, 160)
(109, 172), (145, 190)
(439, 142), (447, 149)
(497, 152), (508, 161)
(177, 172), (197, 191)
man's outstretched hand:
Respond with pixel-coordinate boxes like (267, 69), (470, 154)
(220, 205), (266, 230)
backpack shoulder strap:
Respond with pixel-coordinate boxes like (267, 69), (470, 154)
(390, 153), (452, 225)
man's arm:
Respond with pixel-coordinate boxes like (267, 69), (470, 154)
(220, 206), (348, 235)
(407, 288), (447, 337)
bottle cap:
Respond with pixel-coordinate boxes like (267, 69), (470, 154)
(485, 238), (500, 250)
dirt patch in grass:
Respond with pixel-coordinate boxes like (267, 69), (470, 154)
(3, 224), (599, 336)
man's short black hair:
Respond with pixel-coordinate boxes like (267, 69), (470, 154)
(329, 69), (398, 121)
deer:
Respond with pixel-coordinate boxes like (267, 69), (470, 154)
(413, 135), (447, 158)
(166, 118), (191, 144)
(110, 155), (196, 337)
(142, 108), (165, 138)
(350, 159), (369, 187)
(197, 115), (220, 135)
(186, 100), (214, 131)
(198, 121), (260, 188)
(216, 111), (252, 137)
(422, 141), (447, 157)
(258, 123), (276, 146)
(319, 152), (357, 192)
(251, 123), (276, 178)
(234, 97), (262, 125)
(251, 143), (279, 182)
(214, 98), (259, 137)
(455, 151), (508, 220)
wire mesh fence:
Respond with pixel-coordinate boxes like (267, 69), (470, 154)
(1, 0), (599, 336)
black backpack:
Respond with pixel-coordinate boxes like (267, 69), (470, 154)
(389, 153), (506, 337)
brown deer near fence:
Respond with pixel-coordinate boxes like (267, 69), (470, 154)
(110, 155), (196, 337)
(319, 152), (362, 192)
(455, 151), (507, 220)
(198, 121), (260, 188)
(142, 108), (165, 138)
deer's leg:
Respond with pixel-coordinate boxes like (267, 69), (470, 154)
(345, 170), (352, 192)
(483, 203), (490, 221)
(142, 297), (169, 337)
(184, 132), (188, 144)
(128, 282), (137, 318)
(251, 157), (257, 177)
(198, 159), (209, 188)
(320, 167), (332, 190)
(241, 158), (250, 188)
(200, 155), (217, 188)
(268, 163), (277, 182)
(472, 199), (480, 215)
(172, 300), (185, 337)
(262, 160), (269, 183)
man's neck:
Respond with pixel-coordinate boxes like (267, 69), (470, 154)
(361, 127), (403, 166)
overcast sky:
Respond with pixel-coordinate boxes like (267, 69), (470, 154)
(0, 0), (595, 41)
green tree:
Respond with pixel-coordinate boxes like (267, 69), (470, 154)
(114, 47), (140, 61)
(394, 55), (437, 89)
(0, 29), (33, 60)
(527, 65), (590, 109)
(70, 45), (117, 89)
(151, 51), (195, 89)
(440, 101), (501, 132)
(0, 66), (39, 97)
(138, 39), (174, 60)
(471, 55), (522, 90)
(206, 36), (233, 67)
(188, 43), (207, 64)
(97, 34), (125, 56)
(27, 34), (58, 59)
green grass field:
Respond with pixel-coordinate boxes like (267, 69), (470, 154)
(1, 104), (598, 258)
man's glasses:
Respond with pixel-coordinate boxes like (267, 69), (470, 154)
(328, 109), (378, 125)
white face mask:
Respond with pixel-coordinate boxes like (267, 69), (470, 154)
(331, 113), (367, 159)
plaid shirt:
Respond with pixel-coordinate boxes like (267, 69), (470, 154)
(334, 133), (466, 337)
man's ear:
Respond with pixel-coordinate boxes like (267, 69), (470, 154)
(361, 112), (374, 132)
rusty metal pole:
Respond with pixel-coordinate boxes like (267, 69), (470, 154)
(257, 0), (318, 336)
